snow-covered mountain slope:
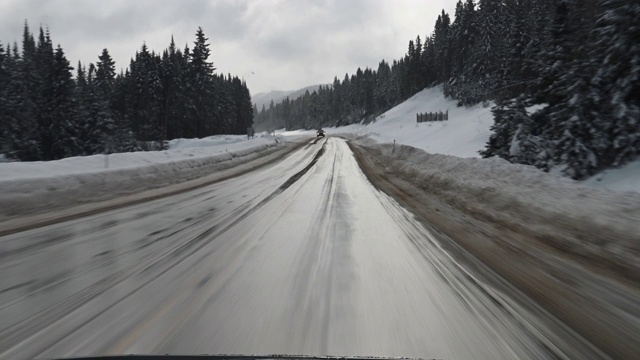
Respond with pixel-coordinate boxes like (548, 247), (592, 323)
(321, 86), (640, 193)
(252, 84), (327, 110)
(334, 86), (494, 159)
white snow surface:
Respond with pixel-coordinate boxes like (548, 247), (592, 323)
(0, 134), (294, 219)
(353, 140), (640, 273)
(328, 86), (495, 159)
(583, 160), (640, 193)
(322, 86), (639, 193)
(0, 135), (276, 181)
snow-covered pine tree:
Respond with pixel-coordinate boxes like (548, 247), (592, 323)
(216, 74), (234, 134)
(548, 62), (601, 178)
(480, 98), (523, 159)
(159, 36), (191, 140)
(469, 0), (505, 101)
(15, 23), (40, 160)
(49, 45), (79, 159)
(374, 60), (392, 111)
(75, 62), (114, 154)
(447, 0), (464, 82)
(95, 48), (116, 99)
(406, 40), (417, 95)
(498, 0), (529, 98)
(189, 27), (217, 138)
(591, 0), (640, 168)
(128, 44), (163, 143)
(444, 0), (477, 103)
(3, 23), (41, 160)
(238, 79), (253, 133)
(107, 68), (140, 153)
(432, 10), (451, 85)
(0, 42), (7, 151)
(33, 27), (58, 160)
(520, 0), (554, 97)
(540, 1), (605, 179)
(538, 1), (575, 107)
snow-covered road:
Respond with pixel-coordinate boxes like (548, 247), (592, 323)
(0, 137), (594, 359)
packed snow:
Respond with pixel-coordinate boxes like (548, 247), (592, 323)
(351, 139), (640, 278)
(583, 161), (640, 193)
(0, 135), (278, 181)
(0, 134), (291, 219)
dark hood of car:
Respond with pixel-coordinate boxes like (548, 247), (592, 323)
(51, 355), (433, 360)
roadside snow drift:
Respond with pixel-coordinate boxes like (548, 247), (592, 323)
(0, 135), (284, 219)
(331, 86), (640, 193)
(352, 139), (640, 279)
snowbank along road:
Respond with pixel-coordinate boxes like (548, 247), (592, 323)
(0, 137), (606, 359)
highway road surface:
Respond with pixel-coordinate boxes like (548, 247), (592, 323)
(0, 137), (595, 359)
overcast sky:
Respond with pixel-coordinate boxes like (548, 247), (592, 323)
(0, 0), (458, 95)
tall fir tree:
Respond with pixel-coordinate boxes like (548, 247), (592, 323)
(591, 0), (640, 168)
(49, 45), (78, 159)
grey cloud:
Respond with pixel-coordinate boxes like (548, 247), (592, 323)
(0, 0), (457, 94)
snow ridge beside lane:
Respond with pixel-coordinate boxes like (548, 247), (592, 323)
(0, 136), (283, 219)
(353, 138), (640, 281)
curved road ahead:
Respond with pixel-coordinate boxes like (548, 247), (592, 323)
(1, 137), (584, 359)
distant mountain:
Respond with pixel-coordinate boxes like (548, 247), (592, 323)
(252, 84), (328, 110)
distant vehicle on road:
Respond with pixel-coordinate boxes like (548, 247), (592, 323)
(317, 129), (325, 137)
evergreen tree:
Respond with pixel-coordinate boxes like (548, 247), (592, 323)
(2, 23), (250, 160)
(10, 22), (40, 160)
(444, 0), (478, 104)
(49, 45), (78, 158)
(470, 0), (504, 101)
(0, 42), (7, 150)
(481, 97), (550, 170)
(480, 98), (523, 160)
(142, 46), (163, 141)
(95, 48), (116, 98)
(591, 0), (640, 168)
(189, 27), (216, 137)
(433, 11), (451, 84)
(33, 27), (57, 159)
(75, 62), (113, 154)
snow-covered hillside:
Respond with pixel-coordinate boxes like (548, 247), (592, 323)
(321, 86), (640, 193)
(332, 86), (493, 159)
(252, 84), (327, 110)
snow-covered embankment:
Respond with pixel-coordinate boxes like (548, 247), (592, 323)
(351, 138), (640, 280)
(0, 135), (287, 220)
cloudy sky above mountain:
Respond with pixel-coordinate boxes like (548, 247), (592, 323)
(0, 0), (457, 94)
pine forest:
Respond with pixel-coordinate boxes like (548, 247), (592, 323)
(254, 0), (639, 179)
(0, 24), (253, 161)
